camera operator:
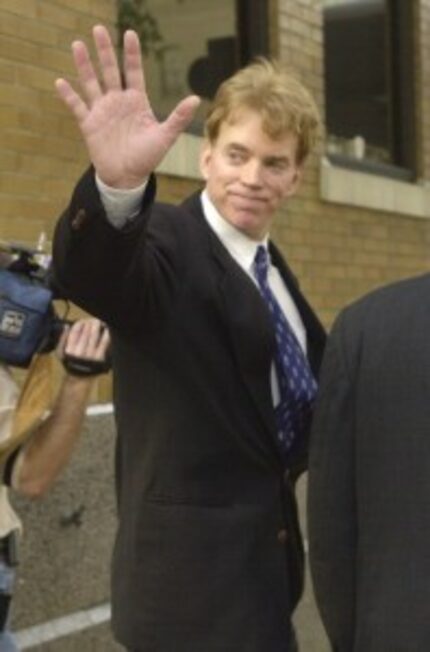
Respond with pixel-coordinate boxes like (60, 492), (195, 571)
(0, 316), (110, 651)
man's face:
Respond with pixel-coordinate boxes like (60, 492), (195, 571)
(200, 109), (303, 240)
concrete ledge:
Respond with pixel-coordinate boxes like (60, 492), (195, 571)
(157, 133), (203, 180)
(320, 156), (430, 218)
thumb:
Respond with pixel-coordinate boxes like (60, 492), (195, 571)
(162, 95), (201, 145)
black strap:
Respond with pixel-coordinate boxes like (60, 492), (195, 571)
(61, 353), (111, 377)
(3, 448), (21, 488)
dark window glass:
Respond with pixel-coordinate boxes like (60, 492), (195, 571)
(323, 0), (415, 174)
(118, 0), (269, 132)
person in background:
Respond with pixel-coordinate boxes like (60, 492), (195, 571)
(0, 315), (110, 651)
(53, 25), (325, 652)
(308, 274), (430, 652)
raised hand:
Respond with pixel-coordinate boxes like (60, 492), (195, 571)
(55, 25), (200, 189)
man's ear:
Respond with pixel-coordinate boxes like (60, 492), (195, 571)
(199, 141), (212, 181)
(284, 165), (303, 199)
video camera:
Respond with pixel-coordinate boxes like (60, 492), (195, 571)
(0, 239), (70, 368)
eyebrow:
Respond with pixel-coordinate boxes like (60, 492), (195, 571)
(225, 143), (249, 153)
(225, 143), (291, 166)
(264, 155), (290, 166)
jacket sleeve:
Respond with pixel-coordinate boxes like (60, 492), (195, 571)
(307, 310), (358, 652)
(52, 167), (156, 329)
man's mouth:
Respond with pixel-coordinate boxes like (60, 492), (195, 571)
(230, 192), (267, 204)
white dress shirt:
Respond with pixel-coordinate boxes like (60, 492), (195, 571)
(200, 190), (307, 352)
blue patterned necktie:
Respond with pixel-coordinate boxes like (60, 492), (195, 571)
(253, 245), (318, 457)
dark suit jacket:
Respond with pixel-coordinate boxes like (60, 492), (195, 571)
(53, 169), (325, 652)
(308, 274), (430, 652)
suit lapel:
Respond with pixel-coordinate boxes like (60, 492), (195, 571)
(182, 193), (282, 463)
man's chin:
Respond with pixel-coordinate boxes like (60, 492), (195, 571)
(229, 212), (266, 239)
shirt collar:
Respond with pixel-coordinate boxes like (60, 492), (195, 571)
(201, 190), (269, 272)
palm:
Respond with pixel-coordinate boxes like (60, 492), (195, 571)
(80, 89), (171, 186)
(55, 26), (200, 188)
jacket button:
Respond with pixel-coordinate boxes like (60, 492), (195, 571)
(277, 529), (288, 544)
(71, 208), (87, 230)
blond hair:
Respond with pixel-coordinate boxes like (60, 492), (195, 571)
(204, 58), (320, 164)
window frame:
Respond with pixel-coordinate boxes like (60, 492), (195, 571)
(323, 0), (417, 181)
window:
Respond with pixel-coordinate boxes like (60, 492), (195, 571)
(323, 0), (416, 179)
(118, 0), (269, 132)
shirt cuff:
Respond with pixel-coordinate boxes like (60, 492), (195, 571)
(95, 174), (149, 229)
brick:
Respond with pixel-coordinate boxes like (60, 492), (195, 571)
(0, 59), (16, 83)
(0, 0), (37, 19)
(0, 12), (59, 47)
(0, 35), (40, 65)
(37, 3), (81, 31)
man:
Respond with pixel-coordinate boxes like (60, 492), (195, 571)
(308, 275), (430, 652)
(0, 316), (110, 651)
(53, 25), (326, 652)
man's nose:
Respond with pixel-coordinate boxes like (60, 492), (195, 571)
(240, 160), (263, 186)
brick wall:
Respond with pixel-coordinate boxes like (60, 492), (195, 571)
(0, 0), (117, 244)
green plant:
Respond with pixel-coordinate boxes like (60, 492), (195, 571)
(117, 0), (164, 58)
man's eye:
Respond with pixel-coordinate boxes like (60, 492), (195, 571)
(228, 151), (245, 164)
(268, 160), (288, 172)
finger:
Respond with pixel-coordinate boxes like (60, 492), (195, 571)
(64, 320), (87, 357)
(79, 319), (110, 359)
(93, 24), (122, 91)
(56, 324), (70, 358)
(93, 325), (110, 360)
(123, 30), (146, 95)
(74, 319), (102, 359)
(55, 78), (89, 125)
(161, 95), (201, 146)
(72, 39), (103, 105)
